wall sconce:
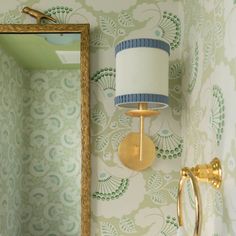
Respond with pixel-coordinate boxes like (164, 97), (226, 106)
(115, 38), (170, 171)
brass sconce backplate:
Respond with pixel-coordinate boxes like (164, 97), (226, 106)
(118, 132), (155, 171)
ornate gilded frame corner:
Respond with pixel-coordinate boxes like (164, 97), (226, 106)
(0, 24), (91, 236)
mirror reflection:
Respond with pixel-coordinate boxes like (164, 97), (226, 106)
(0, 33), (82, 235)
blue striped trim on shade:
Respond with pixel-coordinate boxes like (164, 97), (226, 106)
(115, 38), (170, 56)
(115, 93), (168, 109)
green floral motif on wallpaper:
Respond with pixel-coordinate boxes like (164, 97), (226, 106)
(91, 7), (181, 50)
(91, 67), (116, 98)
(147, 172), (178, 205)
(152, 129), (183, 160)
(98, 212), (178, 236)
(100, 222), (118, 236)
(155, 11), (181, 50)
(187, 42), (199, 93)
(169, 60), (183, 81)
(91, 12), (136, 48)
(92, 172), (129, 201)
(160, 216), (178, 236)
(211, 85), (225, 146)
(92, 169), (180, 235)
(91, 102), (132, 161)
(99, 215), (178, 236)
(119, 217), (137, 234)
(44, 6), (73, 23)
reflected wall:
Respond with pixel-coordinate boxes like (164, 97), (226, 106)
(0, 40), (82, 235)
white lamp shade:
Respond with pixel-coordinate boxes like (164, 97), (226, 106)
(115, 38), (170, 109)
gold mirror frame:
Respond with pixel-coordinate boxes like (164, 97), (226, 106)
(0, 24), (90, 236)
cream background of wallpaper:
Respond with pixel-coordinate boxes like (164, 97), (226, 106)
(4, 0), (236, 236)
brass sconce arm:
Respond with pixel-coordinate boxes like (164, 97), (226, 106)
(118, 102), (160, 171)
(126, 103), (160, 162)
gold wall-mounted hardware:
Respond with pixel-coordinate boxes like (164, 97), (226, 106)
(22, 7), (57, 24)
(190, 158), (222, 188)
(177, 158), (222, 236)
(118, 103), (159, 171)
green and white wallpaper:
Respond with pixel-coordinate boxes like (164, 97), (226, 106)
(181, 0), (236, 235)
(0, 47), (26, 236)
(1, 0), (236, 235)
(22, 69), (82, 236)
(0, 0), (182, 235)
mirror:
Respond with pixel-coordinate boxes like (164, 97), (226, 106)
(0, 24), (90, 236)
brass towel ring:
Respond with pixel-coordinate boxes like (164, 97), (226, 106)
(177, 158), (222, 236)
(177, 167), (202, 236)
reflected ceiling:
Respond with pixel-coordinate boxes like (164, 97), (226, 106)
(0, 33), (81, 70)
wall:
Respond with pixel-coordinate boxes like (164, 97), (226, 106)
(22, 69), (81, 235)
(0, 0), (183, 236)
(181, 0), (236, 235)
(0, 47), (25, 235)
